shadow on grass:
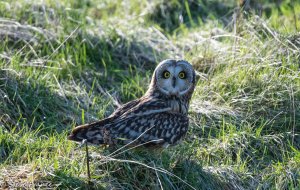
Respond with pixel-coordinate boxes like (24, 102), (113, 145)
(86, 149), (247, 190)
(0, 70), (78, 133)
(147, 0), (288, 33)
(147, 0), (236, 33)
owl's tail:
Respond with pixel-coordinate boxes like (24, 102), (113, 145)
(68, 124), (90, 142)
(68, 121), (105, 144)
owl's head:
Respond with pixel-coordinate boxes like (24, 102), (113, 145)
(148, 59), (196, 98)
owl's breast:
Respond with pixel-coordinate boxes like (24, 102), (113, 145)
(167, 99), (188, 114)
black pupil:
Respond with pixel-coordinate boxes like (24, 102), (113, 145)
(163, 71), (169, 78)
(180, 72), (185, 78)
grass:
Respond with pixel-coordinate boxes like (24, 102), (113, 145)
(0, 0), (299, 189)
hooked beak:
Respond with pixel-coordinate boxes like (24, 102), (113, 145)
(172, 77), (176, 88)
(170, 77), (179, 96)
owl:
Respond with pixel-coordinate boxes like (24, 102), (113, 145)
(68, 59), (196, 148)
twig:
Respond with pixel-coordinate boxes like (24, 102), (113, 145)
(85, 139), (91, 182)
(78, 139), (92, 183)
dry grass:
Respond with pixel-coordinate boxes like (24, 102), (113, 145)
(0, 0), (299, 189)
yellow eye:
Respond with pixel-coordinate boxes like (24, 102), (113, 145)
(163, 71), (170, 79)
(178, 71), (186, 79)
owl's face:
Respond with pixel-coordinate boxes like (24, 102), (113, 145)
(153, 59), (195, 97)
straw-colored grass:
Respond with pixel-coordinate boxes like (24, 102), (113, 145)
(0, 0), (299, 189)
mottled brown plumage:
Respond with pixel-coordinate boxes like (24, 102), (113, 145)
(68, 59), (196, 147)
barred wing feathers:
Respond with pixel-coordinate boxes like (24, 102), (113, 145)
(68, 97), (189, 146)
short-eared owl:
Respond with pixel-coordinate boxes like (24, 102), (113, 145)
(68, 59), (196, 147)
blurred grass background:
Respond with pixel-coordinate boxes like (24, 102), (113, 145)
(0, 0), (299, 189)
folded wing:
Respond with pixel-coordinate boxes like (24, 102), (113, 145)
(68, 97), (189, 146)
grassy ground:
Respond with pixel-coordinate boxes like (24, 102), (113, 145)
(0, 0), (299, 189)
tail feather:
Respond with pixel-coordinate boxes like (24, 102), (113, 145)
(68, 124), (92, 142)
(68, 120), (108, 144)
